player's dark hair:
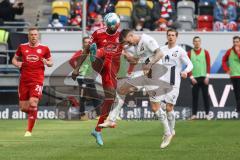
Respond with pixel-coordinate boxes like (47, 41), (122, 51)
(28, 26), (38, 32)
(233, 36), (240, 41)
(167, 28), (178, 37)
(119, 29), (132, 44)
(193, 36), (201, 41)
(82, 36), (90, 42)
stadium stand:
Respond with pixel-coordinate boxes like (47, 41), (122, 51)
(52, 0), (71, 17)
(197, 15), (214, 31)
(177, 1), (195, 31)
(115, 1), (133, 17)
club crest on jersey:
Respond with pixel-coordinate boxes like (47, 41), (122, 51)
(172, 51), (178, 57)
(25, 50), (29, 53)
(37, 49), (42, 54)
(140, 46), (144, 51)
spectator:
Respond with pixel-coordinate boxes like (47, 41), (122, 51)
(69, 37), (101, 120)
(98, 0), (116, 15)
(88, 0), (101, 14)
(222, 36), (240, 113)
(0, 0), (24, 21)
(47, 13), (64, 31)
(0, 18), (9, 64)
(132, 0), (152, 31)
(90, 14), (105, 32)
(214, 0), (237, 31)
(0, 18), (9, 43)
(188, 36), (211, 120)
(152, 0), (177, 31)
(70, 14), (81, 27)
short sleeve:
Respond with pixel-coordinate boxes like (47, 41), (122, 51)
(89, 31), (97, 45)
(146, 36), (159, 53)
(44, 47), (51, 59)
(15, 45), (22, 57)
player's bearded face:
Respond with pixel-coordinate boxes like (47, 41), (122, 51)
(28, 30), (39, 45)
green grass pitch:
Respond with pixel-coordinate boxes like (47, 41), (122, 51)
(0, 120), (240, 160)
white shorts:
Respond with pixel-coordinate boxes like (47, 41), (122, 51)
(149, 86), (179, 105)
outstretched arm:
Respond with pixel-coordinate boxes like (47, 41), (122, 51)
(71, 45), (90, 80)
(143, 48), (164, 75)
(122, 49), (139, 64)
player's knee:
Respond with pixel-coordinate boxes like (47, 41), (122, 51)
(29, 97), (39, 106)
(117, 88), (126, 95)
(20, 107), (28, 113)
(151, 102), (160, 112)
(166, 103), (174, 112)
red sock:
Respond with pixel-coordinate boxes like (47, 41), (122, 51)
(27, 106), (38, 132)
(95, 99), (114, 132)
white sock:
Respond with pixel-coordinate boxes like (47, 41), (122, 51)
(156, 108), (171, 136)
(109, 93), (125, 122)
(167, 110), (175, 134)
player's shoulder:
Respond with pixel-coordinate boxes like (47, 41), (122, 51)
(93, 27), (107, 35)
(160, 45), (168, 51)
(141, 34), (155, 41)
(38, 43), (49, 48)
(19, 42), (29, 47)
(175, 45), (187, 53)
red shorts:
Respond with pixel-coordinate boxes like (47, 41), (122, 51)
(18, 81), (43, 101)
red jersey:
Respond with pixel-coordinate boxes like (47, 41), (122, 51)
(90, 27), (123, 76)
(15, 43), (51, 84)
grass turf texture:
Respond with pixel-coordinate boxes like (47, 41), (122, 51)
(0, 120), (240, 160)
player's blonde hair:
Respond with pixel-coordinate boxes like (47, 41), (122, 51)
(28, 27), (39, 32)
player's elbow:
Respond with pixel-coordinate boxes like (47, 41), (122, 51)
(12, 57), (17, 67)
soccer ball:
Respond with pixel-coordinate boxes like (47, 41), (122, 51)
(104, 12), (120, 30)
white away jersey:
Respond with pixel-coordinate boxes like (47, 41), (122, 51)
(158, 45), (193, 88)
(132, 34), (159, 63)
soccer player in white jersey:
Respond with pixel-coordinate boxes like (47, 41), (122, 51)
(151, 29), (193, 149)
(99, 29), (170, 127)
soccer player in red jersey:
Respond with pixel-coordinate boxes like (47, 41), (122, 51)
(71, 13), (124, 146)
(12, 27), (53, 137)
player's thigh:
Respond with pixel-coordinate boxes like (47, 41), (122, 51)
(164, 87), (179, 112)
(29, 84), (43, 106)
(19, 101), (29, 111)
(29, 97), (39, 106)
(117, 80), (138, 95)
(150, 101), (160, 112)
(18, 81), (30, 103)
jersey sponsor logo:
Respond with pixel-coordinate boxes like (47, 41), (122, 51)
(172, 51), (178, 57)
(26, 54), (39, 62)
(104, 43), (119, 53)
(37, 49), (42, 54)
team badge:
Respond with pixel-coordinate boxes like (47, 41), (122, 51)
(172, 51), (178, 57)
(37, 49), (42, 54)
(25, 50), (29, 53)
